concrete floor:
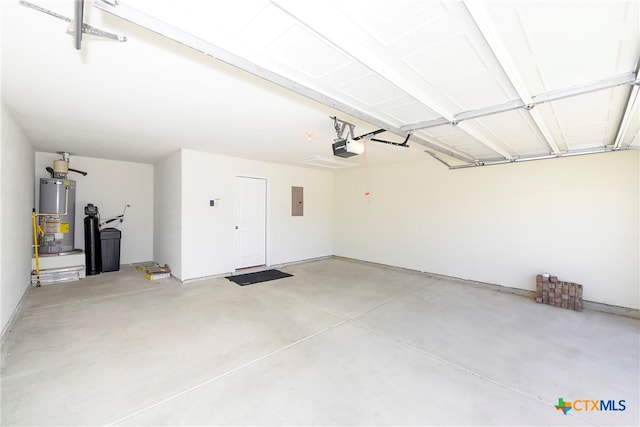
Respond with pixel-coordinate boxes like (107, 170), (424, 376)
(1, 258), (638, 426)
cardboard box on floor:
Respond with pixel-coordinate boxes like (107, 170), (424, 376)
(143, 264), (171, 280)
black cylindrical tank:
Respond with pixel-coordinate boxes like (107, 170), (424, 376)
(84, 204), (101, 276)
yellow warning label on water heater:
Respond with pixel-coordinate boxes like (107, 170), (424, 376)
(60, 223), (70, 233)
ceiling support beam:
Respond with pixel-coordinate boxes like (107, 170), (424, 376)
(463, 0), (561, 156)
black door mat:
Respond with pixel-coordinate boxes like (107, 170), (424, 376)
(226, 269), (293, 286)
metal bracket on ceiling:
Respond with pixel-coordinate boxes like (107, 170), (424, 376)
(612, 65), (640, 150)
(354, 129), (410, 148)
(331, 117), (410, 148)
(426, 151), (454, 168)
(66, 22), (126, 42)
(369, 133), (410, 148)
(19, 0), (127, 49)
(331, 116), (356, 141)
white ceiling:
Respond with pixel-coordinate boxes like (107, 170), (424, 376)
(2, 0), (638, 169)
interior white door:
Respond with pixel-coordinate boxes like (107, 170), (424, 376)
(234, 176), (267, 269)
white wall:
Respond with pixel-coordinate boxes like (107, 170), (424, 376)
(179, 149), (333, 281)
(35, 153), (153, 265)
(1, 105), (34, 333)
(334, 150), (639, 309)
(153, 150), (182, 278)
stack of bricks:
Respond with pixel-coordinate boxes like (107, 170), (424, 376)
(536, 274), (583, 311)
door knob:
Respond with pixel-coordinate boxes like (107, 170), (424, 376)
(235, 226), (239, 230)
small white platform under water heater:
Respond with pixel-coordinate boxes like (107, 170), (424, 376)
(31, 251), (86, 286)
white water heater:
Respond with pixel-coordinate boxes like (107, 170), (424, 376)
(38, 177), (76, 254)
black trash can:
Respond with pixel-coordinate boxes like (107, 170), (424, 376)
(100, 228), (121, 272)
